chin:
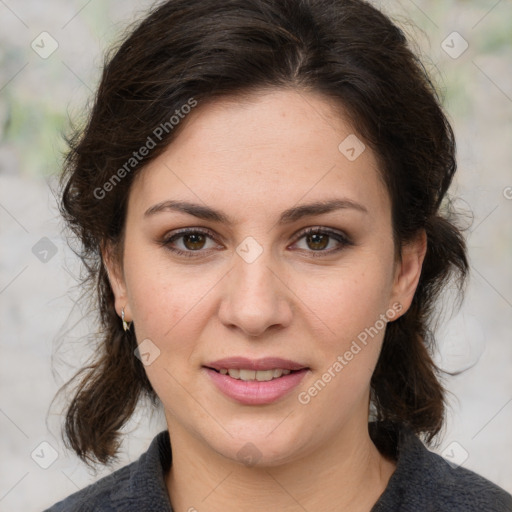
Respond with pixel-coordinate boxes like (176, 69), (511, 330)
(208, 427), (310, 469)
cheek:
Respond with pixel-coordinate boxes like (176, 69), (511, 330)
(302, 258), (395, 349)
(124, 263), (215, 399)
(122, 246), (213, 350)
(295, 271), (392, 423)
(293, 256), (396, 414)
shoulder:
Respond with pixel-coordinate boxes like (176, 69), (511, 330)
(417, 452), (512, 511)
(42, 461), (137, 512)
(43, 430), (173, 512)
(372, 422), (512, 512)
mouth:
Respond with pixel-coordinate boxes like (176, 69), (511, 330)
(206, 367), (301, 381)
(203, 357), (310, 405)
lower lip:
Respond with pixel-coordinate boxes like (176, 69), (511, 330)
(203, 367), (309, 405)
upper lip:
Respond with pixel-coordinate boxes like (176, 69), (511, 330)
(205, 357), (308, 371)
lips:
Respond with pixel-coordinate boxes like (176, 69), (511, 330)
(203, 357), (309, 405)
(204, 356), (308, 372)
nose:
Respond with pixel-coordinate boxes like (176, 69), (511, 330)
(217, 249), (293, 338)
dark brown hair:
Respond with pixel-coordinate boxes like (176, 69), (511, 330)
(56, 0), (468, 465)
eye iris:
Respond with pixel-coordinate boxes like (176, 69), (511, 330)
(307, 233), (328, 250)
(183, 233), (206, 250)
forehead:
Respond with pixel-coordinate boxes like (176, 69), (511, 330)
(128, 88), (390, 223)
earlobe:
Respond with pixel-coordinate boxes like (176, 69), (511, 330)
(390, 230), (427, 315)
(121, 307), (132, 332)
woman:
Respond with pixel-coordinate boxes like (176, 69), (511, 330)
(45, 0), (512, 510)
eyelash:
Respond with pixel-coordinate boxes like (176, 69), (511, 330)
(160, 227), (353, 259)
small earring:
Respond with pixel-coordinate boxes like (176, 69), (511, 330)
(121, 307), (131, 332)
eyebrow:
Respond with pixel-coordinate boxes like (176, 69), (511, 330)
(144, 198), (368, 225)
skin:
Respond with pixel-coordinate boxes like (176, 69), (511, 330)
(104, 88), (427, 512)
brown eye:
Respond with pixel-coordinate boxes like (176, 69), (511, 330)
(305, 232), (329, 251)
(292, 227), (353, 257)
(182, 233), (207, 250)
(161, 228), (220, 258)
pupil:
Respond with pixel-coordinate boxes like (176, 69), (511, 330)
(308, 233), (328, 250)
(184, 234), (205, 250)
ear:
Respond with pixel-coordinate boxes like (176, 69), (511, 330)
(389, 229), (427, 316)
(101, 241), (131, 322)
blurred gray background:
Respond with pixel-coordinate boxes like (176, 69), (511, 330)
(1, 0), (511, 510)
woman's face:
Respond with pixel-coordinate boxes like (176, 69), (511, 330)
(106, 88), (425, 466)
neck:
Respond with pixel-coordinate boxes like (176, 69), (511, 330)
(164, 418), (396, 512)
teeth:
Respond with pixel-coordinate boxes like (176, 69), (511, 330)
(221, 368), (292, 381)
(228, 369), (240, 379)
(238, 369), (256, 381)
(255, 370), (274, 381)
